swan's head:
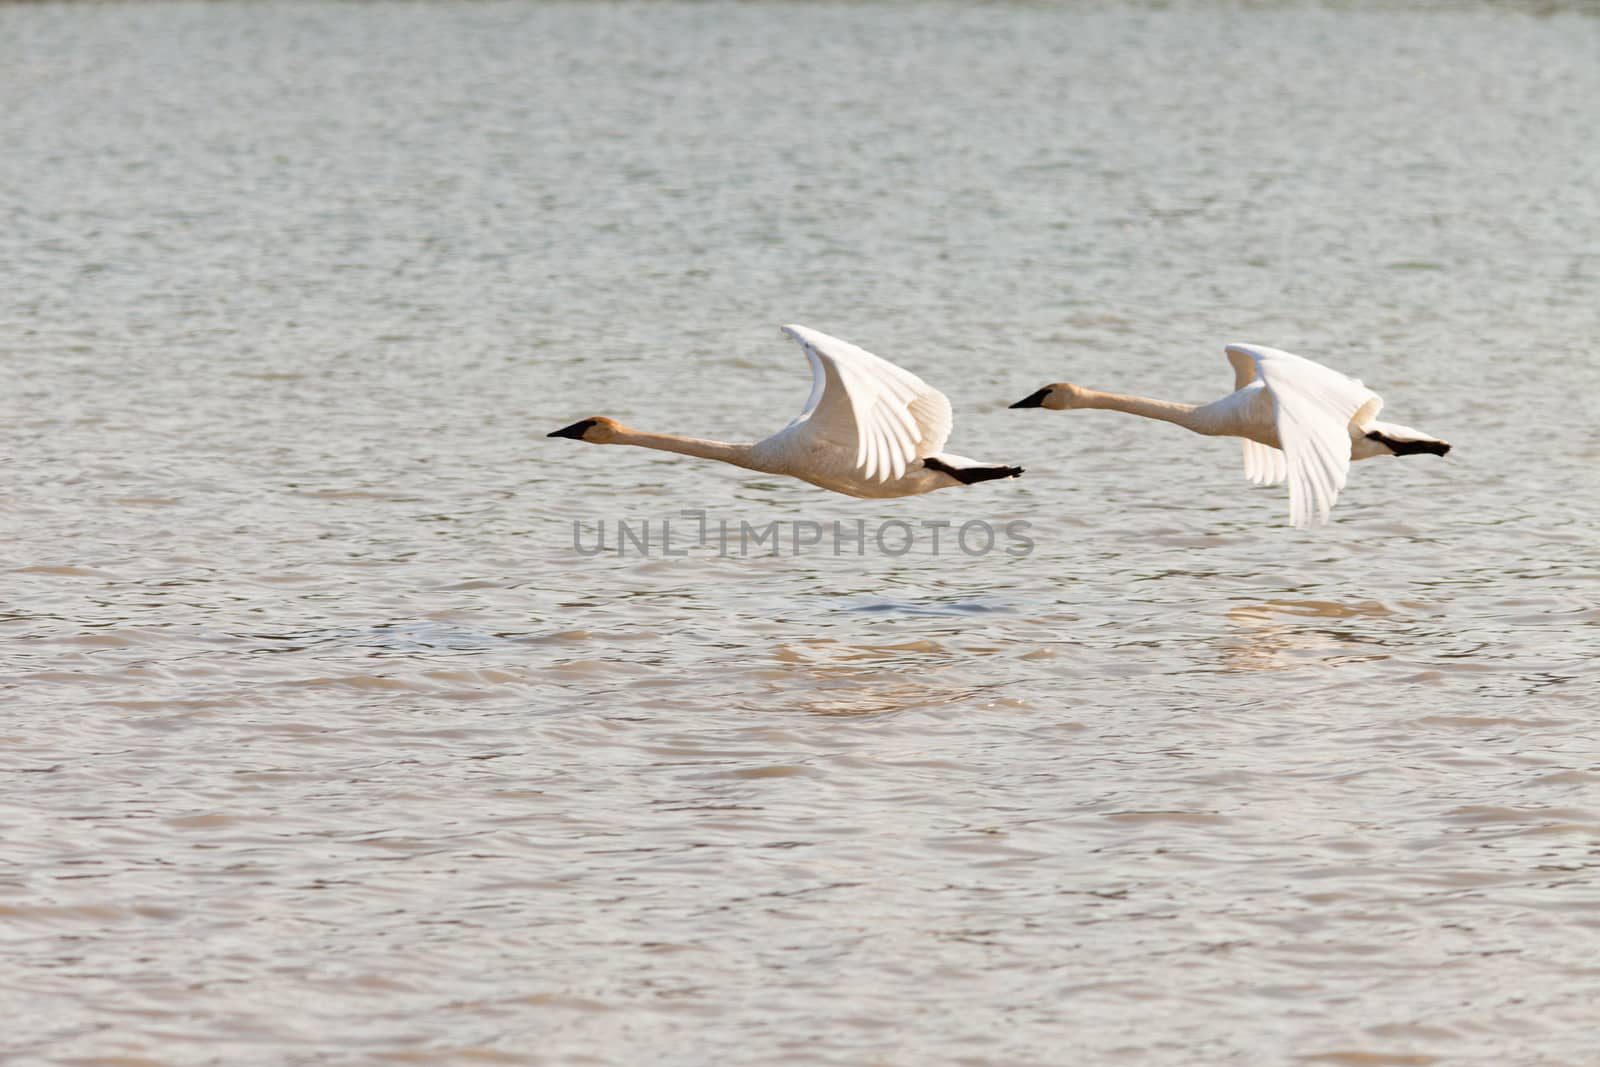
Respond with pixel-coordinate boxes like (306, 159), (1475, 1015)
(1009, 383), (1089, 411)
(548, 416), (623, 443)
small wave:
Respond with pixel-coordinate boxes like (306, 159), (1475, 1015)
(848, 598), (1010, 617)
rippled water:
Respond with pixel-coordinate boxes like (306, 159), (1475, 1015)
(5, 2), (1600, 1064)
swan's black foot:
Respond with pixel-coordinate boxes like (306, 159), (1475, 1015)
(1365, 430), (1451, 457)
(923, 458), (1025, 484)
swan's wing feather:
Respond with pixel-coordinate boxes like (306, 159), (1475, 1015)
(1227, 350), (1285, 484)
(1225, 348), (1260, 392)
(1225, 344), (1382, 526)
(1240, 439), (1287, 486)
(794, 342), (828, 424)
(778, 325), (953, 482)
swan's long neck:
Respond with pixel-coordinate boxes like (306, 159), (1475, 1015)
(613, 428), (760, 470)
(1075, 389), (1217, 434)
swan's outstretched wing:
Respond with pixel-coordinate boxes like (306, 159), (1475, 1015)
(777, 324), (953, 482)
(1226, 349), (1289, 487)
(1240, 439), (1288, 486)
(1225, 344), (1383, 526)
(1225, 348), (1260, 393)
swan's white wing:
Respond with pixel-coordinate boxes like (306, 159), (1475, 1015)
(794, 342), (828, 425)
(1225, 349), (1289, 486)
(1241, 439), (1287, 486)
(1225, 344), (1383, 526)
(778, 324), (953, 482)
(1226, 348), (1260, 392)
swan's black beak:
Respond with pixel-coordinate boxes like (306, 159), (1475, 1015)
(1009, 388), (1051, 409)
(548, 418), (597, 440)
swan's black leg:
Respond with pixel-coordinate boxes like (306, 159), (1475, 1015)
(923, 457), (1025, 484)
(1364, 431), (1451, 457)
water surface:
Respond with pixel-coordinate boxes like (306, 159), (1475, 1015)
(4, 2), (1600, 1064)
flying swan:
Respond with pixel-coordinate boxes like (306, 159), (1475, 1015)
(548, 324), (1023, 498)
(1010, 343), (1450, 526)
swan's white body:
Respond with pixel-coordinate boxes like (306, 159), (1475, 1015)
(548, 325), (1021, 498)
(1013, 343), (1450, 526)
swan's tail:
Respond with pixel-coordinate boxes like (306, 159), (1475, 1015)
(922, 456), (1024, 485)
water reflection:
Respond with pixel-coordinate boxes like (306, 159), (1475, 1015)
(754, 637), (1006, 717)
(1217, 600), (1401, 673)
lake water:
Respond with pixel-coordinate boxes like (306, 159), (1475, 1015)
(4, 2), (1599, 1064)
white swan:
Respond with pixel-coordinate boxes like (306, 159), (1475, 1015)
(549, 324), (1023, 498)
(1010, 343), (1450, 526)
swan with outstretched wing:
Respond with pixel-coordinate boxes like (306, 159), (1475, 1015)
(1010, 342), (1449, 526)
(550, 324), (1022, 499)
